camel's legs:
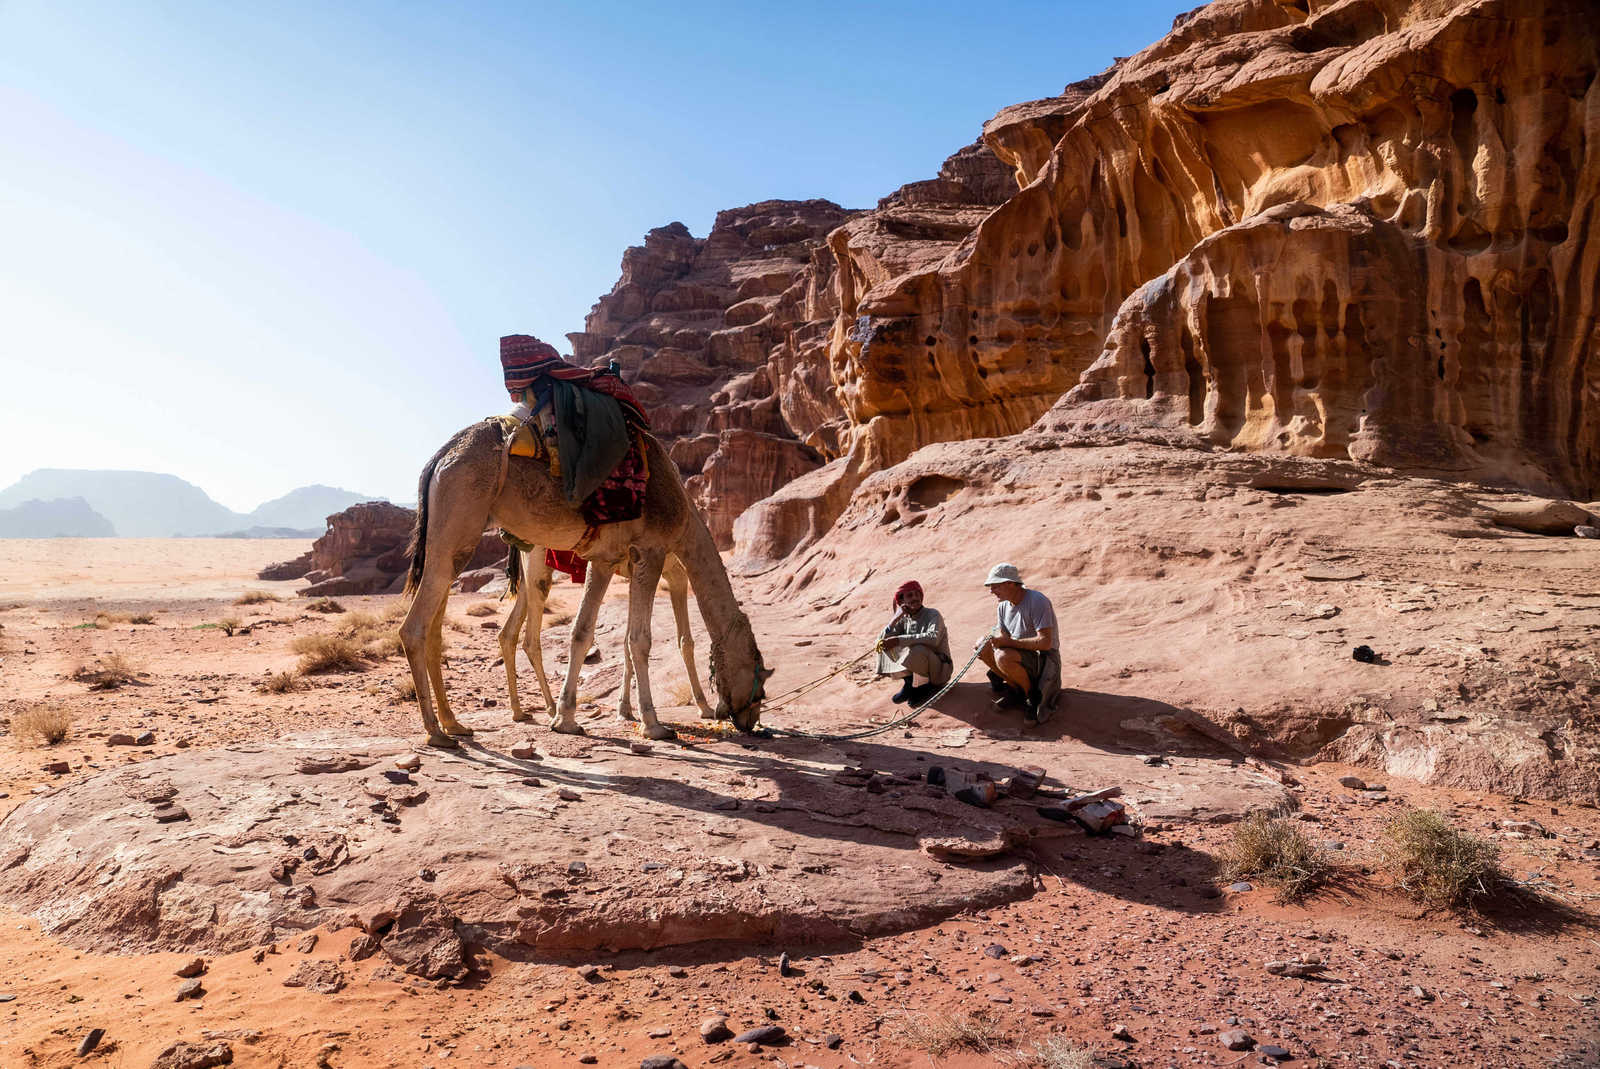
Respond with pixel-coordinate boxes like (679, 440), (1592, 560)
(428, 596), (472, 737)
(553, 563), (616, 735)
(663, 557), (715, 719)
(500, 570), (532, 723)
(619, 637), (638, 722)
(519, 554), (559, 716)
(627, 546), (673, 740)
(401, 567), (455, 748)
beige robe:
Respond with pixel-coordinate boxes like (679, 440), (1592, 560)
(876, 606), (952, 686)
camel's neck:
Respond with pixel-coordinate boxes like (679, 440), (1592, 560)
(677, 509), (749, 654)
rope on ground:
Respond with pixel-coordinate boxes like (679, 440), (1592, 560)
(762, 627), (998, 743)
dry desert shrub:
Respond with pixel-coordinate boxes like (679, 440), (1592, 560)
(70, 653), (142, 690)
(306, 598), (345, 614)
(544, 608), (573, 626)
(12, 703), (73, 746)
(1380, 809), (1503, 911)
(292, 633), (367, 674)
(1219, 810), (1330, 903)
(234, 590), (281, 605)
(364, 631), (404, 659)
(380, 600), (409, 622)
(887, 1009), (1007, 1057)
(218, 616), (245, 636)
(465, 602), (498, 617)
(669, 680), (696, 706)
(335, 610), (381, 637)
(129, 613), (156, 625)
(330, 611), (403, 659)
(1006, 1037), (1096, 1069)
(260, 670), (305, 694)
(75, 612), (124, 630)
(394, 675), (417, 701)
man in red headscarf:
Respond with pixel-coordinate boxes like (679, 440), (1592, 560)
(876, 580), (952, 705)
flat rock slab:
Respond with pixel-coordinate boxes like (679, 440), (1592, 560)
(0, 729), (1287, 957)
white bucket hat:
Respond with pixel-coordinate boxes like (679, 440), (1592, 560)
(983, 562), (1022, 586)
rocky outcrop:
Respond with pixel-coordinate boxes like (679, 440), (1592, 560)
(572, 144), (1015, 548)
(733, 0), (1600, 564)
(259, 502), (501, 596)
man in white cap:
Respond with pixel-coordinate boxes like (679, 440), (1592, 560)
(975, 562), (1060, 725)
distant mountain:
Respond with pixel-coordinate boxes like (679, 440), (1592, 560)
(0, 496), (116, 537)
(245, 485), (380, 530)
(213, 525), (324, 539)
(0, 470), (239, 537)
(0, 470), (386, 538)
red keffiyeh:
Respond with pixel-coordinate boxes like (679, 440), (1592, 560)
(893, 580), (923, 608)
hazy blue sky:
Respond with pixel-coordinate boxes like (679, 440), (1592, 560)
(1, 1), (1194, 512)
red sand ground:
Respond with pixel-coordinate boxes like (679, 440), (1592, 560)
(1, 538), (1597, 1069)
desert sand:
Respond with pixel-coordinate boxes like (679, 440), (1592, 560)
(1, 530), (1597, 1069)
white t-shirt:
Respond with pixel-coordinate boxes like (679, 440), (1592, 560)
(996, 588), (1058, 649)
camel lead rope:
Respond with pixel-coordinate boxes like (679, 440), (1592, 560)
(760, 627), (999, 743)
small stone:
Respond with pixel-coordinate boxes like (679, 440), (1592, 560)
(578, 1057), (597, 1066)
(43, 760), (69, 775)
(77, 1028), (105, 1056)
(520, 777), (543, 787)
(1260, 1045), (1291, 1059)
(640, 1058), (687, 1069)
(1111, 1023), (1133, 1041)
(778, 951), (792, 976)
(394, 754), (421, 771)
(175, 978), (204, 1001)
(700, 1016), (733, 1042)
(577, 964), (602, 982)
(1412, 985), (1434, 1001)
(1218, 1028), (1253, 1051)
(568, 861), (589, 877)
(1337, 775), (1366, 789)
(557, 788), (581, 802)
(823, 1033), (843, 1049)
(175, 957), (206, 978)
(297, 932), (318, 953)
(983, 943), (1008, 958)
(846, 989), (865, 1003)
(381, 770), (412, 784)
(108, 733), (136, 746)
(732, 1024), (786, 1046)
(510, 743), (538, 759)
(629, 741), (653, 754)
(1576, 525), (1599, 539)
(647, 1027), (671, 1038)
(1227, 881), (1253, 893)
(667, 965), (687, 978)
(153, 804), (190, 823)
(134, 731), (155, 746)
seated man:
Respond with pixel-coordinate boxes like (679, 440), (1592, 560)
(975, 562), (1061, 725)
(876, 580), (952, 705)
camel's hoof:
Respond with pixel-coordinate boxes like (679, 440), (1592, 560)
(511, 712), (533, 724)
(645, 724), (677, 741)
(551, 720), (587, 737)
(698, 708), (717, 721)
(443, 724), (474, 737)
(618, 707), (638, 723)
(423, 733), (460, 750)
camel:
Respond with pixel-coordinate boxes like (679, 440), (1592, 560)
(401, 419), (769, 747)
(498, 546), (715, 724)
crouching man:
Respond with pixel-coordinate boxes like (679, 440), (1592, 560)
(877, 580), (952, 706)
(975, 562), (1061, 725)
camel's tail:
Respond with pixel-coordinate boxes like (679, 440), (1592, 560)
(403, 448), (447, 598)
(505, 545), (522, 597)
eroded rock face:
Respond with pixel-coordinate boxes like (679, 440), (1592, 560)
(259, 502), (501, 595)
(735, 0), (1600, 564)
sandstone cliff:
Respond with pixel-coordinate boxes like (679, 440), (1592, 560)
(726, 0), (1598, 563)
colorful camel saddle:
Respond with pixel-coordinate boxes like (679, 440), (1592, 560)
(496, 335), (652, 579)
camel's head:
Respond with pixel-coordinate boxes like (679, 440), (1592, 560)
(710, 619), (772, 734)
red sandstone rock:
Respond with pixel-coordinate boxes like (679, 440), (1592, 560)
(277, 502), (501, 596)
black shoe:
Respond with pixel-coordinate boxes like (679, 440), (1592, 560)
(891, 678), (914, 705)
(907, 682), (939, 706)
(992, 684), (1026, 711)
(986, 670), (1008, 695)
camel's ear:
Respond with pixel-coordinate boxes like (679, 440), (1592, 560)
(759, 666), (775, 681)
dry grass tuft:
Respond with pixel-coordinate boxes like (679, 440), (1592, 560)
(669, 680), (696, 707)
(1006, 1036), (1096, 1069)
(306, 598), (345, 614)
(1380, 809), (1503, 911)
(465, 602), (498, 617)
(12, 703), (73, 745)
(234, 590), (281, 606)
(394, 675), (417, 701)
(218, 616), (245, 636)
(364, 631), (404, 659)
(292, 633), (367, 674)
(70, 653), (143, 690)
(129, 613), (156, 625)
(259, 669), (305, 694)
(335, 610), (381, 637)
(1219, 810), (1330, 904)
(544, 609), (573, 626)
(888, 1010), (1007, 1057)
